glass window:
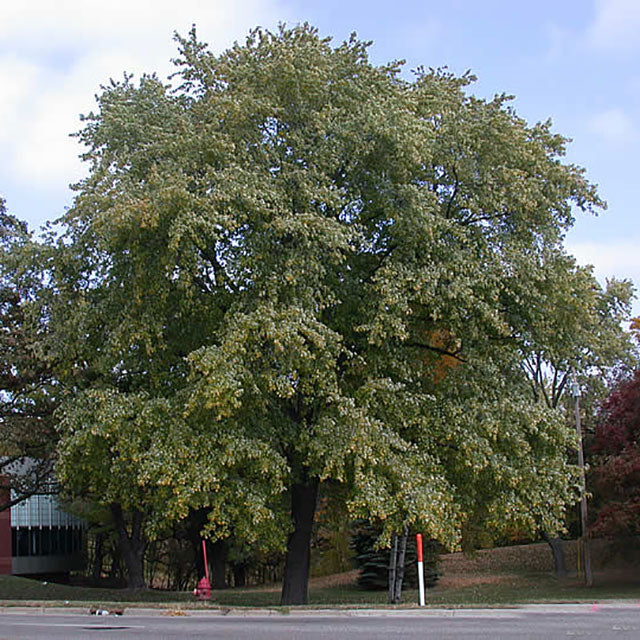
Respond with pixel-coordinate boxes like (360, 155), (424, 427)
(14, 528), (29, 557)
(50, 526), (59, 555)
(41, 527), (50, 555)
(30, 529), (38, 556)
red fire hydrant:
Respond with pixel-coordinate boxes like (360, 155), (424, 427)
(193, 576), (211, 600)
(193, 539), (212, 601)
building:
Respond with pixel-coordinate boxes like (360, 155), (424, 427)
(0, 476), (85, 576)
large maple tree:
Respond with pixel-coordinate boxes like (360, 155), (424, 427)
(50, 25), (624, 602)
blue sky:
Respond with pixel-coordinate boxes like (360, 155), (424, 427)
(1, 0), (638, 312)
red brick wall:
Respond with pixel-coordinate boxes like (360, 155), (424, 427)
(0, 476), (11, 574)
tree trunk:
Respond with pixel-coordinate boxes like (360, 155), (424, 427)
(91, 532), (104, 582)
(388, 533), (398, 604)
(111, 503), (146, 589)
(233, 563), (247, 588)
(211, 539), (228, 589)
(393, 527), (408, 604)
(109, 549), (121, 581)
(280, 477), (319, 605)
(542, 532), (567, 578)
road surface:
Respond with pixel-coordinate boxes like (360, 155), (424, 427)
(1, 604), (639, 639)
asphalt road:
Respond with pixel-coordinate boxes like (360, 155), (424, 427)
(1, 605), (640, 639)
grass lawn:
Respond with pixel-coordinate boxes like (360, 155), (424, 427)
(1, 571), (640, 609)
(2, 542), (639, 609)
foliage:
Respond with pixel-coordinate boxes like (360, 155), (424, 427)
(49, 24), (613, 599)
(0, 197), (57, 508)
(590, 370), (640, 537)
(519, 251), (635, 412)
(56, 388), (286, 544)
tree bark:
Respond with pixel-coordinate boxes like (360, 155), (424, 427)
(393, 528), (408, 604)
(111, 503), (146, 589)
(542, 532), (567, 577)
(109, 549), (121, 581)
(388, 533), (398, 604)
(210, 539), (228, 589)
(280, 477), (319, 605)
(91, 532), (104, 582)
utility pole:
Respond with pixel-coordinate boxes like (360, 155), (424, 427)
(572, 370), (593, 586)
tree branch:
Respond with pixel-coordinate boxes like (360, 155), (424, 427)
(405, 341), (466, 363)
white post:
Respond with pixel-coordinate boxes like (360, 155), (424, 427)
(416, 533), (425, 606)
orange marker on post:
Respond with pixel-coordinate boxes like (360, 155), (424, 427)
(416, 533), (425, 606)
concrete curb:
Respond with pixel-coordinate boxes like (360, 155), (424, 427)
(2, 602), (640, 618)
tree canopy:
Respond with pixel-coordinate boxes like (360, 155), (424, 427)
(0, 197), (57, 508)
(50, 24), (633, 602)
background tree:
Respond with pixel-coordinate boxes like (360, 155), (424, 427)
(0, 197), (57, 509)
(520, 256), (634, 411)
(351, 520), (439, 594)
(53, 25), (607, 604)
(515, 248), (635, 575)
(590, 370), (640, 539)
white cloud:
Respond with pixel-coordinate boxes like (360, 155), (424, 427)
(0, 1), (284, 55)
(0, 0), (290, 192)
(586, 0), (640, 52)
(586, 108), (638, 145)
(0, 55), (40, 142)
(14, 84), (87, 187)
(567, 238), (640, 324)
(567, 239), (640, 291)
